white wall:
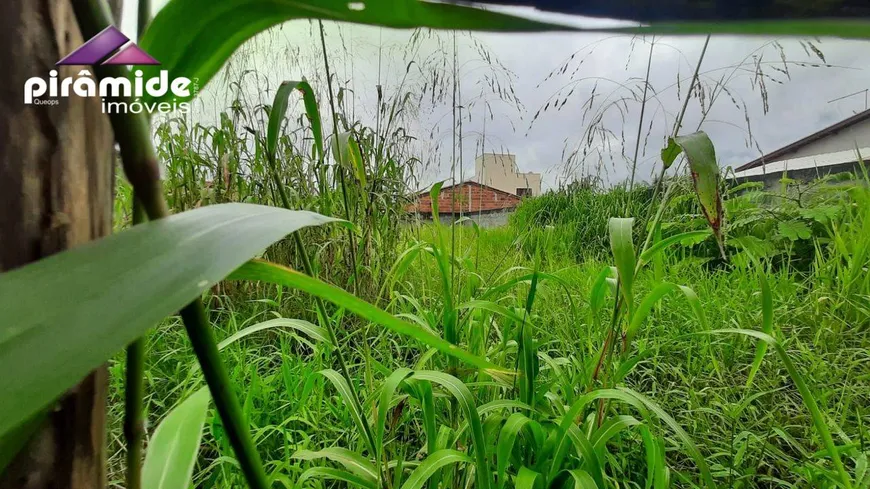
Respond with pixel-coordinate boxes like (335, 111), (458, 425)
(771, 118), (870, 162)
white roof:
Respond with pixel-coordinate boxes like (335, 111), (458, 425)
(734, 147), (870, 178)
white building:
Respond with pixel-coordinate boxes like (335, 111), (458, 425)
(734, 109), (870, 187)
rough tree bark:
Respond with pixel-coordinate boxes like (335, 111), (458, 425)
(0, 0), (119, 487)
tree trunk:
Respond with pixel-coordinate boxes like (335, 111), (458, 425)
(0, 0), (118, 487)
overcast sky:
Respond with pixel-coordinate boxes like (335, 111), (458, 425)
(120, 1), (870, 190)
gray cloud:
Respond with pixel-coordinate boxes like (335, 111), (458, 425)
(121, 1), (870, 190)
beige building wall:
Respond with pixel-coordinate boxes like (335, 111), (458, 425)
(472, 153), (542, 196)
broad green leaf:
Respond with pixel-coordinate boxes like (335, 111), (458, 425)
(660, 137), (680, 170)
(497, 413), (534, 489)
(777, 220), (813, 241)
(609, 218), (636, 313)
(800, 205), (841, 224)
(267, 80), (322, 161)
(332, 132), (368, 188)
(589, 266), (616, 331)
(590, 415), (642, 453)
(376, 368), (413, 453)
(297, 466), (378, 489)
(515, 467), (543, 489)
(266, 81), (297, 160)
(139, 0), (568, 104)
(639, 425), (669, 489)
(400, 450), (471, 489)
(563, 469), (598, 489)
(293, 447), (378, 482)
(142, 387), (210, 489)
(229, 259), (505, 374)
(0, 203), (337, 439)
(411, 371), (492, 489)
(672, 132), (725, 256)
(429, 181), (445, 219)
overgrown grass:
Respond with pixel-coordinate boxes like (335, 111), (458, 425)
(99, 25), (870, 489)
(106, 177), (869, 488)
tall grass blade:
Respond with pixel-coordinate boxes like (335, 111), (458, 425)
(746, 270), (774, 389)
(229, 259), (505, 373)
(318, 370), (377, 455)
(293, 447), (379, 482)
(141, 387), (210, 489)
(411, 370), (493, 489)
(400, 450), (472, 489)
(297, 467), (378, 489)
(609, 218), (636, 313)
(707, 329), (853, 489)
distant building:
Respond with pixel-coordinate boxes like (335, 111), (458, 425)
(406, 153), (540, 227)
(471, 153), (541, 197)
(734, 109), (870, 187)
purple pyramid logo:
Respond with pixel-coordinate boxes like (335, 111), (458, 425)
(57, 26), (159, 66)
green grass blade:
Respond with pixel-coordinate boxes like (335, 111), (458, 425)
(411, 371), (492, 489)
(266, 79), (323, 161)
(400, 450), (472, 489)
(672, 132), (725, 258)
(377, 368), (414, 453)
(293, 447), (378, 482)
(562, 426), (606, 488)
(229, 259), (505, 374)
(0, 203), (338, 439)
(218, 318), (330, 349)
(590, 415), (642, 453)
(637, 230), (712, 268)
(706, 329), (853, 489)
(497, 413), (534, 489)
(609, 218), (636, 313)
(332, 132), (368, 189)
(554, 388), (714, 489)
(639, 425), (668, 489)
(142, 387), (210, 489)
(626, 283), (679, 348)
(589, 266), (616, 332)
(457, 300), (527, 325)
(746, 271), (774, 389)
(267, 81), (298, 160)
(297, 467), (378, 489)
(563, 468), (599, 489)
(406, 380), (438, 457)
(317, 370), (377, 455)
(515, 467), (543, 489)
